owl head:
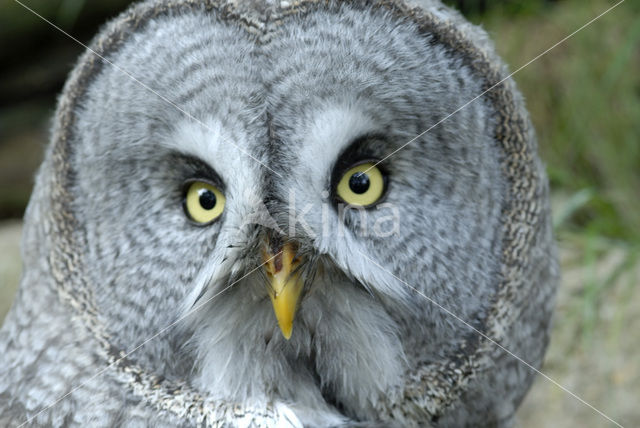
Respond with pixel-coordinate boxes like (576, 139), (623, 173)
(24, 0), (557, 424)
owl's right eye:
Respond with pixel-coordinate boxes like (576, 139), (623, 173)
(183, 180), (226, 225)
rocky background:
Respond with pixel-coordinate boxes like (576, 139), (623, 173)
(1, 0), (639, 426)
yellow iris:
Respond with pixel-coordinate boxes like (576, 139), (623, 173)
(184, 181), (225, 224)
(336, 162), (385, 207)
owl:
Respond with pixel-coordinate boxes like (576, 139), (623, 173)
(0, 0), (558, 427)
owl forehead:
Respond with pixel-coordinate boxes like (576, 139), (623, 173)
(76, 2), (486, 197)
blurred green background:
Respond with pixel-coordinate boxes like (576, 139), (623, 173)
(0, 0), (638, 426)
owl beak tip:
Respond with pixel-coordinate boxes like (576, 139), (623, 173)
(263, 241), (303, 340)
(268, 278), (302, 340)
(280, 322), (293, 340)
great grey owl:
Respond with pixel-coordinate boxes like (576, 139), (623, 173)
(0, 0), (558, 426)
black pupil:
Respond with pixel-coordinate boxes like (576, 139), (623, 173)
(349, 172), (370, 194)
(198, 189), (217, 210)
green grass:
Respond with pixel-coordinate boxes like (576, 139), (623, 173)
(476, 0), (640, 242)
(455, 0), (640, 368)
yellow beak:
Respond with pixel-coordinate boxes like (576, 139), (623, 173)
(263, 242), (303, 340)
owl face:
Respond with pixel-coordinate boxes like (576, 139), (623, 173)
(71, 2), (505, 421)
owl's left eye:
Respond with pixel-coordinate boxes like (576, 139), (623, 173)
(183, 180), (226, 225)
(336, 162), (386, 207)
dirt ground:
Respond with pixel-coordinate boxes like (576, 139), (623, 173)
(0, 220), (638, 426)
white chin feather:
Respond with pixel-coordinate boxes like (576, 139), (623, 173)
(186, 266), (405, 425)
